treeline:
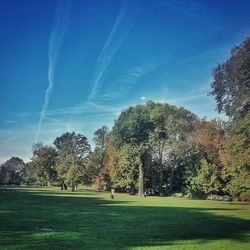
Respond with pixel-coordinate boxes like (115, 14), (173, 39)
(0, 38), (249, 201)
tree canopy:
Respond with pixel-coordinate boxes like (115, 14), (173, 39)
(210, 37), (250, 118)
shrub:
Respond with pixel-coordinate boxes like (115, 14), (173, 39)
(239, 191), (250, 202)
(188, 189), (206, 199)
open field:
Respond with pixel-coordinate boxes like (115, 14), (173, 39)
(0, 187), (250, 250)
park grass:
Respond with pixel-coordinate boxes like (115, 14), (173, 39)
(0, 187), (249, 249)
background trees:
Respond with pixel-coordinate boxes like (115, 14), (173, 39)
(25, 144), (58, 186)
(0, 157), (26, 185)
(3, 37), (249, 201)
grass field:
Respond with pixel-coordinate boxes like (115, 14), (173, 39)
(0, 187), (249, 250)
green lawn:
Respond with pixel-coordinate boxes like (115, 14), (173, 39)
(0, 187), (249, 249)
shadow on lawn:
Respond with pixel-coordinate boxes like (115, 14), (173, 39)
(0, 188), (249, 250)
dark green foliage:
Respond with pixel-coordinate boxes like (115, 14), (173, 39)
(210, 37), (250, 199)
(112, 103), (155, 196)
(54, 132), (91, 191)
(189, 159), (222, 196)
(210, 37), (250, 118)
(25, 144), (58, 185)
(0, 157), (25, 185)
(53, 132), (90, 159)
(91, 126), (110, 190)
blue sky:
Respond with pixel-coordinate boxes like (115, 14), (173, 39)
(1, 0), (250, 163)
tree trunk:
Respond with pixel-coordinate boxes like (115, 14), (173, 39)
(169, 167), (175, 194)
(71, 182), (76, 192)
(130, 183), (136, 195)
(138, 156), (145, 197)
(159, 163), (164, 196)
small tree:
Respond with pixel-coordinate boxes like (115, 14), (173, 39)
(0, 157), (26, 185)
(190, 159), (221, 198)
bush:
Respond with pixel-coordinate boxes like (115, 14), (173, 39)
(239, 191), (250, 202)
(188, 189), (206, 199)
(223, 195), (233, 202)
(207, 195), (224, 201)
(172, 193), (183, 198)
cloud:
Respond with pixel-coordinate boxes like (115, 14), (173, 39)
(16, 112), (31, 118)
(94, 62), (159, 102)
(36, 0), (72, 142)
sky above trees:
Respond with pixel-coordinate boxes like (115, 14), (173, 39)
(1, 0), (250, 163)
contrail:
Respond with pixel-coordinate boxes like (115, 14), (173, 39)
(36, 0), (71, 142)
(88, 0), (136, 101)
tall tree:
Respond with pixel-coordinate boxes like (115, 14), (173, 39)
(112, 103), (154, 197)
(148, 103), (196, 195)
(210, 37), (250, 199)
(93, 126), (109, 190)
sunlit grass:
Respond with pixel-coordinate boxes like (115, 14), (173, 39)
(0, 187), (249, 249)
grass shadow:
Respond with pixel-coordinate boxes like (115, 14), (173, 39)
(0, 188), (249, 249)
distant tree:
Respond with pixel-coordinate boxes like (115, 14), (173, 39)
(210, 37), (250, 118)
(56, 155), (88, 191)
(0, 157), (26, 185)
(93, 126), (109, 190)
(53, 132), (90, 159)
(54, 132), (91, 191)
(27, 144), (58, 186)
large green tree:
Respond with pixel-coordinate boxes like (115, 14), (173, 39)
(53, 132), (91, 191)
(112, 104), (154, 197)
(150, 103), (197, 195)
(26, 144), (58, 186)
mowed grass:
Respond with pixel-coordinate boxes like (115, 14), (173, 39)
(0, 188), (250, 250)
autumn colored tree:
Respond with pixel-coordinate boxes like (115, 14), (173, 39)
(210, 37), (250, 199)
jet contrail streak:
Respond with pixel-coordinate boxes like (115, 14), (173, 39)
(36, 0), (71, 142)
(88, 0), (135, 101)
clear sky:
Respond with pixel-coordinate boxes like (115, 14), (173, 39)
(1, 0), (250, 163)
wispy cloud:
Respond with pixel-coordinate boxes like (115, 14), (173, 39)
(36, 0), (72, 142)
(162, 0), (222, 33)
(88, 0), (138, 101)
(95, 62), (159, 102)
(16, 112), (31, 118)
